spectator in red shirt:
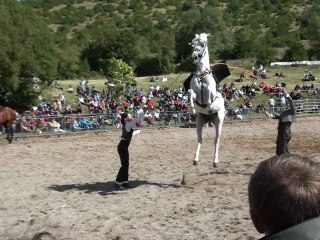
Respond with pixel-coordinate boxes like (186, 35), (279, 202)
(146, 98), (154, 109)
(122, 101), (129, 109)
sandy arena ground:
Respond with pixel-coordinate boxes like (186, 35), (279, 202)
(0, 117), (319, 240)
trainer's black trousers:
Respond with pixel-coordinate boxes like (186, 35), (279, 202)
(116, 139), (130, 183)
(276, 122), (292, 155)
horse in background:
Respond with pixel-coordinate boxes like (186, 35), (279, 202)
(0, 106), (17, 143)
(187, 33), (230, 168)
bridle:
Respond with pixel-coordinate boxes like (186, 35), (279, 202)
(192, 40), (211, 79)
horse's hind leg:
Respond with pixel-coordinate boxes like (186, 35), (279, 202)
(193, 113), (206, 165)
(212, 111), (225, 168)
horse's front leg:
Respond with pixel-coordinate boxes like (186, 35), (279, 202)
(188, 89), (196, 115)
(193, 114), (206, 166)
(194, 141), (201, 166)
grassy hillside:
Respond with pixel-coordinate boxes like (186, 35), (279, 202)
(21, 0), (320, 80)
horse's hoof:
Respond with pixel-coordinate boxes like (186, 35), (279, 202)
(213, 162), (218, 168)
(193, 161), (198, 166)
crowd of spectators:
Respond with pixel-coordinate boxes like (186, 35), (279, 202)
(9, 79), (193, 134)
(5, 68), (318, 135)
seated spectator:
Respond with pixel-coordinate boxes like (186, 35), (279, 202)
(79, 95), (85, 105)
(65, 104), (73, 114)
(122, 100), (129, 110)
(260, 68), (267, 79)
(290, 90), (301, 100)
(20, 117), (36, 132)
(239, 72), (245, 82)
(76, 103), (83, 114)
(43, 114), (51, 126)
(279, 71), (286, 78)
(67, 84), (74, 94)
(48, 119), (66, 133)
(109, 100), (118, 113)
(141, 95), (147, 105)
(77, 84), (84, 96)
(154, 109), (160, 121)
(144, 110), (152, 121)
(58, 94), (65, 105)
(146, 97), (155, 109)
(52, 100), (60, 114)
(162, 76), (168, 82)
(259, 82), (267, 89)
(135, 104), (143, 115)
(91, 98), (99, 113)
(248, 154), (320, 239)
(72, 117), (83, 131)
(172, 112), (181, 124)
(66, 116), (75, 130)
(90, 117), (101, 129)
(98, 99), (106, 113)
(79, 117), (93, 130)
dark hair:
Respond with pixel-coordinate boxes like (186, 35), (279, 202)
(120, 113), (128, 124)
(248, 154), (320, 234)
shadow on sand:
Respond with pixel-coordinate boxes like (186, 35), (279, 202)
(48, 180), (179, 196)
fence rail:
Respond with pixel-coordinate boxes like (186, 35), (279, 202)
(1, 99), (319, 139)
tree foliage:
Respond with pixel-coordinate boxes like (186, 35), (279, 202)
(105, 58), (136, 99)
(82, 29), (139, 74)
(0, 0), (58, 111)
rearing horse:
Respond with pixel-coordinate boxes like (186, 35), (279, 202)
(0, 106), (17, 143)
(188, 33), (227, 168)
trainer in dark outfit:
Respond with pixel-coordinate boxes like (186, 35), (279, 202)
(275, 88), (296, 155)
(264, 88), (296, 155)
(115, 113), (140, 190)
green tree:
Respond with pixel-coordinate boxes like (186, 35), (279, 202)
(282, 41), (308, 61)
(0, 0), (58, 111)
(300, 0), (320, 53)
(83, 29), (139, 74)
(105, 58), (136, 99)
(231, 29), (259, 59)
(56, 44), (80, 80)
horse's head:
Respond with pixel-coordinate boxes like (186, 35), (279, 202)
(191, 33), (211, 66)
(191, 33), (210, 47)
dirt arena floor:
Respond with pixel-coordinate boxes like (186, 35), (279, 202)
(0, 117), (319, 240)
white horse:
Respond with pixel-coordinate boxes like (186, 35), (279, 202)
(188, 33), (226, 168)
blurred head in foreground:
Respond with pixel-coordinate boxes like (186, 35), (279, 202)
(248, 154), (320, 236)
